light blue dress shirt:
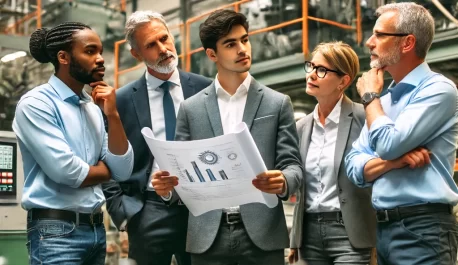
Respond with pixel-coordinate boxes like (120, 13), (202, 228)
(13, 75), (134, 213)
(345, 62), (458, 210)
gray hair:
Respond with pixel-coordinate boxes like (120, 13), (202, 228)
(376, 2), (434, 59)
(125, 10), (170, 49)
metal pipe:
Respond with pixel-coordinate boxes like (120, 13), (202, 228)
(36, 0), (41, 29)
(356, 0), (362, 44)
(431, 0), (458, 27)
(302, 0), (308, 56)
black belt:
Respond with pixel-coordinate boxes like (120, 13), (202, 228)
(376, 203), (452, 223)
(221, 212), (242, 225)
(29, 208), (103, 226)
(306, 211), (342, 222)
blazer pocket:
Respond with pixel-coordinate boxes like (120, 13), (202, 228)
(253, 115), (275, 121)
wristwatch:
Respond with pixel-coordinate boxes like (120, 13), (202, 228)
(361, 92), (380, 106)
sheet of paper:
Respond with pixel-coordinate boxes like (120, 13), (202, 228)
(141, 123), (278, 216)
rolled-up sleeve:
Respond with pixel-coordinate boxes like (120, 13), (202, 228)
(345, 125), (377, 188)
(368, 82), (457, 160)
(100, 132), (134, 182)
(13, 97), (90, 188)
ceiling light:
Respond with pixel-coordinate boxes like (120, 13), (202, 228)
(1, 51), (27, 63)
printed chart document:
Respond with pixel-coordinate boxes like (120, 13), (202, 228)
(141, 123), (278, 216)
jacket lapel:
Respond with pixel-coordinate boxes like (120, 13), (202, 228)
(204, 84), (224, 136)
(334, 96), (353, 176)
(179, 70), (196, 99)
(300, 115), (314, 164)
(242, 79), (264, 130)
(131, 75), (152, 130)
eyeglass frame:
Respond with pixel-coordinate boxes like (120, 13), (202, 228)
(373, 31), (410, 38)
(303, 61), (345, 79)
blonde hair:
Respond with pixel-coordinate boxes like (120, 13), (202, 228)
(311, 41), (360, 90)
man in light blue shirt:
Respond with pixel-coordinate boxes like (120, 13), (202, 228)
(13, 22), (133, 265)
(345, 3), (458, 265)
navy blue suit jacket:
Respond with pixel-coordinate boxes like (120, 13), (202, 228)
(103, 70), (211, 228)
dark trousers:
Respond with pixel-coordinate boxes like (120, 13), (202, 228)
(300, 213), (372, 265)
(376, 212), (458, 265)
(191, 222), (284, 265)
(127, 198), (190, 265)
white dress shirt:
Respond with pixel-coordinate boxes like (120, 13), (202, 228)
(215, 73), (251, 212)
(305, 96), (343, 212)
(146, 69), (184, 190)
(215, 74), (251, 134)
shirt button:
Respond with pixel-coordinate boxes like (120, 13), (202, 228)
(373, 198), (377, 202)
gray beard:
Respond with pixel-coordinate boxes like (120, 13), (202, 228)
(146, 56), (179, 74)
(370, 50), (401, 69)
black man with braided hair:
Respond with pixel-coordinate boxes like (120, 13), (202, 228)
(13, 22), (134, 265)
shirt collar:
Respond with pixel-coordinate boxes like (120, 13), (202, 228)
(313, 96), (343, 125)
(47, 75), (84, 105)
(388, 62), (431, 103)
(214, 73), (251, 98)
(145, 68), (181, 90)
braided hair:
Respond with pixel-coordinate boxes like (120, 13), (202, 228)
(29, 22), (91, 70)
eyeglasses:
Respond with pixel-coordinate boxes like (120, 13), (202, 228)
(373, 32), (410, 38)
(304, 61), (344, 78)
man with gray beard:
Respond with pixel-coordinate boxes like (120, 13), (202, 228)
(345, 2), (458, 265)
(102, 11), (211, 265)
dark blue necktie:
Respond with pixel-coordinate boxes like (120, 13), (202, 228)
(161, 81), (176, 141)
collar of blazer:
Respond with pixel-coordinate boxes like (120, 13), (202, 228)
(299, 95), (354, 176)
(203, 77), (264, 136)
(130, 70), (196, 132)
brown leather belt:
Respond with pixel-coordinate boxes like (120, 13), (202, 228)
(29, 208), (103, 226)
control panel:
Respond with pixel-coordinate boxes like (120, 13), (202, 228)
(0, 142), (16, 197)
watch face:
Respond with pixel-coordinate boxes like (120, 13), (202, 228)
(362, 93), (372, 104)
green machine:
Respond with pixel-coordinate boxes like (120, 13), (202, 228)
(0, 131), (27, 265)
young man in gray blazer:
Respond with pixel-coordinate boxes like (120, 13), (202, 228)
(152, 9), (303, 265)
(102, 11), (211, 265)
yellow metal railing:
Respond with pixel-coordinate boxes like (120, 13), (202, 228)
(114, 0), (363, 88)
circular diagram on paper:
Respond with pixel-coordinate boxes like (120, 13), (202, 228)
(227, 153), (237, 160)
(198, 151), (219, 165)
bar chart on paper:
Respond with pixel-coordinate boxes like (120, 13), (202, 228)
(141, 123), (278, 216)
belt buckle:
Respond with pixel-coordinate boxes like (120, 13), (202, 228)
(376, 210), (389, 222)
(226, 212), (239, 225)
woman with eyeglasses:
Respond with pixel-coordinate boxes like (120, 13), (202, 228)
(288, 41), (376, 265)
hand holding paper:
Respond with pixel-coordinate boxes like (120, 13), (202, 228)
(252, 170), (286, 194)
(141, 122), (278, 216)
(151, 170), (178, 197)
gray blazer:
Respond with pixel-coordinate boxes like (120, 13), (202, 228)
(290, 96), (376, 249)
(175, 78), (303, 253)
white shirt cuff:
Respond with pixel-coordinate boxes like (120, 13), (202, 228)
(161, 191), (173, 201)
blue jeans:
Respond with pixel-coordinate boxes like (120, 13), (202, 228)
(300, 216), (371, 265)
(376, 212), (458, 265)
(26, 216), (106, 265)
